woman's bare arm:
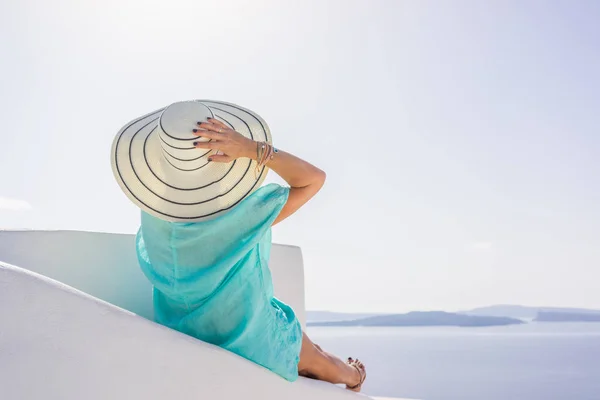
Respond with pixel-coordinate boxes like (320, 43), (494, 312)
(192, 118), (325, 225)
(257, 148), (326, 225)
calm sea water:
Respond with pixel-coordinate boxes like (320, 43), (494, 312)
(307, 323), (600, 400)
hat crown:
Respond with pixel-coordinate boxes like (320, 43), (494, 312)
(159, 101), (213, 142)
(156, 101), (213, 170)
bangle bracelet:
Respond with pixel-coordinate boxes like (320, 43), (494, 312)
(255, 141), (276, 179)
(255, 142), (267, 179)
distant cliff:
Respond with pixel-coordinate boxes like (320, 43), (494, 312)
(307, 311), (524, 327)
(461, 305), (600, 319)
(306, 311), (380, 323)
(535, 311), (600, 322)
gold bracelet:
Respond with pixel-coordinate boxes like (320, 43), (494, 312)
(254, 142), (279, 179)
(255, 142), (267, 179)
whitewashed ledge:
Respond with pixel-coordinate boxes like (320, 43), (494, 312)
(374, 398), (419, 400)
(0, 230), (420, 400)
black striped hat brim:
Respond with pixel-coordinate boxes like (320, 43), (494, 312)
(111, 100), (272, 222)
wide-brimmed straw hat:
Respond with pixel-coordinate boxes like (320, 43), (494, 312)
(111, 100), (271, 222)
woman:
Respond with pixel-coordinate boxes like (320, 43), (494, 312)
(111, 100), (366, 391)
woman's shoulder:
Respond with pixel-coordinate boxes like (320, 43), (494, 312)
(139, 183), (288, 236)
(252, 183), (290, 204)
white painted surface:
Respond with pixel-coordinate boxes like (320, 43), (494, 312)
(0, 230), (416, 400)
(0, 230), (306, 328)
(0, 262), (364, 400)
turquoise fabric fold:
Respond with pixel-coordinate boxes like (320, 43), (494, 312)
(135, 183), (303, 381)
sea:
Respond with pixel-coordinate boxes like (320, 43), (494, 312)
(307, 322), (600, 400)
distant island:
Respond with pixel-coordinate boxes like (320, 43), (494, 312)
(535, 311), (600, 322)
(460, 305), (600, 320)
(307, 311), (524, 328)
(303, 311), (379, 323)
(306, 305), (600, 328)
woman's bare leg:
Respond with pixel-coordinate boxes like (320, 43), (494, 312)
(297, 332), (365, 390)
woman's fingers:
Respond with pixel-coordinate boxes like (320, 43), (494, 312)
(192, 128), (220, 139)
(198, 120), (230, 133)
(196, 121), (221, 132)
(193, 140), (219, 149)
(196, 122), (220, 133)
(208, 153), (234, 163)
(207, 118), (230, 130)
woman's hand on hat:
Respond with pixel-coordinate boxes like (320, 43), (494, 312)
(192, 119), (255, 163)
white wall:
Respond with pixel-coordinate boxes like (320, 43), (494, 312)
(0, 230), (306, 328)
(0, 261), (366, 400)
(0, 230), (413, 400)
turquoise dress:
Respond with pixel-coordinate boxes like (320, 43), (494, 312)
(135, 184), (303, 381)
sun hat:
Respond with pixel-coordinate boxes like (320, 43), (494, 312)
(111, 100), (272, 222)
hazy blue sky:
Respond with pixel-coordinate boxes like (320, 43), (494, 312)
(1, 0), (599, 312)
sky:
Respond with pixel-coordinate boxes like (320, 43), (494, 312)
(1, 0), (599, 313)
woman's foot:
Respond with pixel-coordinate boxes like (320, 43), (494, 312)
(346, 357), (367, 392)
(297, 333), (367, 390)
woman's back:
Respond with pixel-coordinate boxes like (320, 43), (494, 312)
(136, 184), (302, 380)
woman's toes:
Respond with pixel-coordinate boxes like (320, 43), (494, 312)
(345, 358), (366, 392)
